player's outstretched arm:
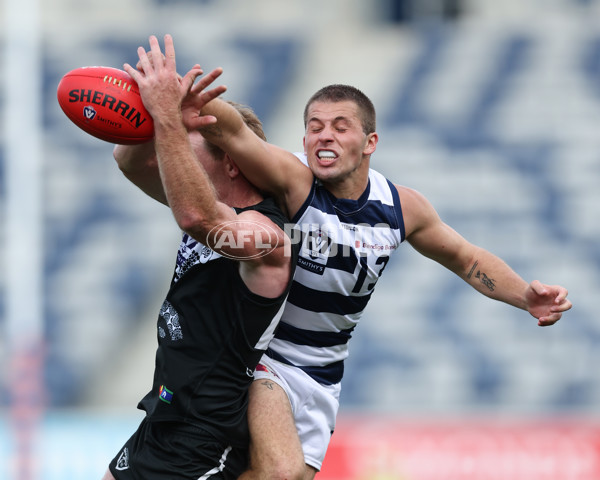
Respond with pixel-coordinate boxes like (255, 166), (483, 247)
(184, 86), (313, 218)
(125, 34), (293, 297)
(400, 185), (572, 326)
(113, 51), (226, 206)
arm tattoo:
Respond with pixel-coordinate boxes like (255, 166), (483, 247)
(476, 271), (496, 291)
(467, 261), (496, 291)
(260, 380), (275, 390)
(467, 261), (478, 279)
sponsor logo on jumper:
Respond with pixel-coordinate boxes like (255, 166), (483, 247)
(297, 256), (325, 275)
(159, 385), (174, 404)
(354, 240), (397, 252)
(69, 88), (148, 129)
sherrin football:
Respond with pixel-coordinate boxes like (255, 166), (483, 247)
(57, 66), (154, 145)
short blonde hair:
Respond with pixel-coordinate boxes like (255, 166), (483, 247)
(206, 101), (266, 160)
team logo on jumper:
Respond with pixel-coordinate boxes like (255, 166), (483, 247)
(159, 385), (174, 404)
(296, 228), (333, 274)
(83, 105), (97, 120)
(305, 228), (332, 260)
(159, 300), (183, 341)
(115, 447), (130, 470)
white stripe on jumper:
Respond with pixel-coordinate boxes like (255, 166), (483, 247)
(197, 446), (232, 479)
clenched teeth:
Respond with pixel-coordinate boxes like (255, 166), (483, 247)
(318, 150), (336, 159)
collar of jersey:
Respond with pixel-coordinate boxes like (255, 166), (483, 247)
(322, 178), (371, 215)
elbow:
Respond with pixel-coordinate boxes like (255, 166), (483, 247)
(113, 143), (157, 176)
(175, 208), (213, 239)
(113, 145), (130, 173)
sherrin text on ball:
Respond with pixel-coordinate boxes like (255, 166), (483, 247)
(57, 66), (154, 144)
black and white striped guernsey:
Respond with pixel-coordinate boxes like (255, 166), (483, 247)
(266, 154), (406, 386)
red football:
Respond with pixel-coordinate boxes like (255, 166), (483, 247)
(57, 66), (154, 145)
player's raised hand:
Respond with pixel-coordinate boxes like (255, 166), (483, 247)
(136, 51), (165, 73)
(124, 34), (203, 121)
(182, 67), (227, 131)
(525, 279), (572, 326)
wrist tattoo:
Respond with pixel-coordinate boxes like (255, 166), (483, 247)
(467, 261), (496, 291)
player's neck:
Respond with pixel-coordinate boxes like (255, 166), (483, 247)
(223, 183), (264, 209)
(322, 173), (369, 200)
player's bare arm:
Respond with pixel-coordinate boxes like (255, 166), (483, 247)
(113, 141), (168, 204)
(114, 50), (225, 206)
(188, 95), (313, 218)
(151, 127), (292, 299)
(124, 34), (292, 298)
(399, 185), (572, 325)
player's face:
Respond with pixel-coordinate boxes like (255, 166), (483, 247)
(303, 100), (377, 196)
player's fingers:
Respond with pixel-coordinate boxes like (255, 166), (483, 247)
(137, 52), (166, 72)
(200, 85), (227, 105)
(181, 67), (204, 93)
(529, 279), (548, 296)
(148, 35), (164, 71)
(554, 287), (569, 304)
(538, 314), (560, 326)
(163, 34), (177, 71)
(191, 67), (224, 94)
(136, 51), (149, 72)
(136, 46), (153, 74)
(123, 63), (138, 81)
(192, 115), (218, 129)
(552, 298), (572, 312)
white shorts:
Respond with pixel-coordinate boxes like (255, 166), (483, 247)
(253, 354), (341, 471)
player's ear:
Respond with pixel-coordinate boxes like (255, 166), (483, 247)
(364, 132), (378, 155)
(224, 154), (240, 179)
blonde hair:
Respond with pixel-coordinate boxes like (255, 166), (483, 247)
(206, 101), (266, 160)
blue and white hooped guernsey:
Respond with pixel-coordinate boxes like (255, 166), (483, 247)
(266, 153), (406, 386)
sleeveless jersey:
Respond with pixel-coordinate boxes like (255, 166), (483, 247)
(138, 197), (297, 448)
(266, 157), (405, 386)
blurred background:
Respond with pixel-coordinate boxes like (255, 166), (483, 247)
(1, 0), (600, 478)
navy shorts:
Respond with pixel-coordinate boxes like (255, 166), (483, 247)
(108, 417), (248, 479)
